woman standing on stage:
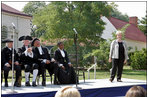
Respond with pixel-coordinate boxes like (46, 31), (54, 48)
(109, 31), (129, 82)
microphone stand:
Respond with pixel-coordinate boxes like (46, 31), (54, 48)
(73, 28), (82, 90)
(7, 23), (18, 94)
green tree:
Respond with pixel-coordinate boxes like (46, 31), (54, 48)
(1, 26), (8, 48)
(138, 15), (147, 35)
(33, 1), (110, 46)
(23, 1), (46, 37)
(111, 24), (130, 41)
(23, 1), (46, 16)
(109, 2), (129, 22)
(32, 1), (111, 67)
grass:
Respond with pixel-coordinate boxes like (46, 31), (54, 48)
(122, 66), (146, 80)
(3, 66), (146, 83)
(82, 66), (146, 80)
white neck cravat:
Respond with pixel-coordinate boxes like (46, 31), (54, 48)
(25, 46), (28, 50)
(9, 48), (12, 50)
(59, 48), (65, 57)
(38, 46), (43, 55)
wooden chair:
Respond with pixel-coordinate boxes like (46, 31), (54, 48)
(74, 66), (85, 83)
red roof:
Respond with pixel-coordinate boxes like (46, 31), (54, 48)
(108, 17), (146, 42)
(2, 3), (32, 18)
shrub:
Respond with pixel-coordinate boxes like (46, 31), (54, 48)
(84, 41), (111, 70)
(130, 48), (147, 70)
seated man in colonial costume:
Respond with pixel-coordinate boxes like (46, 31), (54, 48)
(1, 39), (21, 87)
(18, 35), (39, 87)
(54, 42), (77, 84)
(31, 38), (58, 86)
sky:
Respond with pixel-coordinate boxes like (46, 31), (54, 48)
(2, 1), (147, 20)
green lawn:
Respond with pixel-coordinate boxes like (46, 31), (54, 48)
(4, 66), (146, 83)
(122, 66), (146, 80)
(81, 66), (146, 80)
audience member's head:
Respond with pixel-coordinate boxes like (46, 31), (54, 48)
(125, 86), (146, 97)
(55, 86), (81, 97)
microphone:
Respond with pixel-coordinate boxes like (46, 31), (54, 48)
(73, 28), (78, 34)
(12, 23), (16, 29)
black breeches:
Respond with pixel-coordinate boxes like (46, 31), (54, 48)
(46, 62), (58, 76)
(3, 65), (21, 83)
(38, 62), (46, 81)
(24, 63), (39, 72)
(38, 62), (58, 82)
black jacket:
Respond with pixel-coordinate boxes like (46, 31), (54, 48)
(18, 45), (37, 65)
(33, 46), (51, 63)
(54, 49), (70, 65)
(1, 47), (18, 68)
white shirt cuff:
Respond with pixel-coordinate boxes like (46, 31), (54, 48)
(15, 61), (19, 63)
(43, 59), (47, 63)
(24, 50), (28, 56)
(59, 64), (63, 67)
(51, 58), (55, 62)
(28, 52), (33, 58)
(5, 63), (9, 66)
(24, 50), (33, 58)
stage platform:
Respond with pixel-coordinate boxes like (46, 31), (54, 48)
(1, 78), (147, 97)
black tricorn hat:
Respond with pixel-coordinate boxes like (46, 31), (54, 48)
(2, 39), (13, 43)
(19, 35), (33, 41)
(31, 38), (40, 46)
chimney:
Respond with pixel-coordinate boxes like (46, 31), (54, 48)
(129, 16), (138, 27)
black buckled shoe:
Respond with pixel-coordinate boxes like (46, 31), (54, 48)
(42, 81), (46, 86)
(54, 80), (60, 85)
(32, 81), (37, 87)
(25, 81), (31, 86)
(14, 82), (21, 87)
(16, 83), (21, 87)
(5, 82), (8, 87)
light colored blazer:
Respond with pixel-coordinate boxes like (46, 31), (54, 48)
(109, 40), (129, 60)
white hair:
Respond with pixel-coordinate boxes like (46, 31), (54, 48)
(5, 42), (13, 48)
(116, 30), (122, 35)
(6, 42), (12, 47)
(55, 86), (81, 97)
